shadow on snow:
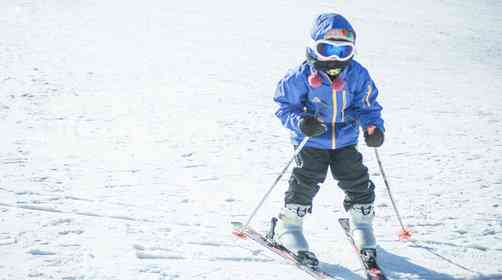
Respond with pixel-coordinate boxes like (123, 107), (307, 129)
(321, 262), (365, 280)
(378, 246), (458, 280)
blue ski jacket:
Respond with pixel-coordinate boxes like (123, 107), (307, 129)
(273, 61), (384, 150)
(273, 13), (384, 150)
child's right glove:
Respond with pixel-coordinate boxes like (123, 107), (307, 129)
(299, 115), (327, 137)
(364, 125), (384, 147)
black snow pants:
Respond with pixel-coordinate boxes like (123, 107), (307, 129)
(285, 145), (375, 211)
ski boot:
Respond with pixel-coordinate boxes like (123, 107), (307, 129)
(360, 248), (377, 269)
(268, 204), (319, 267)
(349, 203), (377, 267)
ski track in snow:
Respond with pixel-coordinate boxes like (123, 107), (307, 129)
(1, 0), (502, 279)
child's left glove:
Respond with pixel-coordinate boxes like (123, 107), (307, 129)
(364, 126), (384, 147)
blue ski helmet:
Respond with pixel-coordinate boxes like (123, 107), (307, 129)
(310, 13), (356, 42)
(307, 13), (357, 76)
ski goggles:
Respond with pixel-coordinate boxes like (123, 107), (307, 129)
(311, 40), (355, 61)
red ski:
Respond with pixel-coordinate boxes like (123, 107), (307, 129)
(338, 218), (388, 280)
(231, 221), (343, 280)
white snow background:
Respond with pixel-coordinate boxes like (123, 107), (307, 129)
(1, 0), (502, 279)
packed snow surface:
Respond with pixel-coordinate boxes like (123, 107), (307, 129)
(1, 0), (502, 279)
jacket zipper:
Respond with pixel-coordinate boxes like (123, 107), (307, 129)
(332, 87), (337, 149)
(318, 71), (345, 150)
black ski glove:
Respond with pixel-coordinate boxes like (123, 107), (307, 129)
(299, 116), (327, 137)
(364, 126), (384, 147)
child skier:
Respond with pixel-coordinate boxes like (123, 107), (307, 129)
(272, 13), (385, 266)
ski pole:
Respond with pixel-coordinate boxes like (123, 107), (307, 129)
(241, 136), (310, 230)
(373, 148), (412, 240)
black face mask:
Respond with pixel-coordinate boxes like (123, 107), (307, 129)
(306, 49), (352, 78)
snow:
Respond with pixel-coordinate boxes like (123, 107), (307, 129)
(1, 0), (502, 279)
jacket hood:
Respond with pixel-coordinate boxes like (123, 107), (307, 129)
(310, 13), (356, 42)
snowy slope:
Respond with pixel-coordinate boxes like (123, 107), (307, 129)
(1, 0), (502, 279)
